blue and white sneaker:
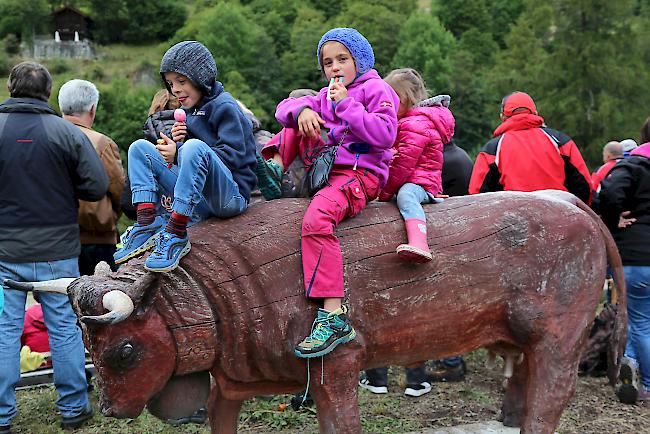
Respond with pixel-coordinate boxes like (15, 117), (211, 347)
(114, 216), (165, 265)
(144, 231), (191, 272)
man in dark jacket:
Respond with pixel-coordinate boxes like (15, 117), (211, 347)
(0, 62), (108, 433)
(600, 142), (650, 404)
(469, 91), (592, 205)
(442, 139), (474, 196)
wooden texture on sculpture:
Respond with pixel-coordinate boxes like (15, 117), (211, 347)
(68, 191), (626, 434)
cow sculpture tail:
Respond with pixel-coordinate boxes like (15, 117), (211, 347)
(572, 199), (627, 387)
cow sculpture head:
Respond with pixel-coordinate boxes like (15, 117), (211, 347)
(69, 265), (178, 418)
(8, 260), (216, 420)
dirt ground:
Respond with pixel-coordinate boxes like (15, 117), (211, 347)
(237, 351), (650, 434)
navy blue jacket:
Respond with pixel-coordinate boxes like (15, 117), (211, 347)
(0, 98), (108, 262)
(183, 82), (257, 201)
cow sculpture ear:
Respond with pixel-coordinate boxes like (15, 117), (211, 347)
(132, 273), (161, 317)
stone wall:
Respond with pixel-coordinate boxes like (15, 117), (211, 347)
(22, 38), (95, 60)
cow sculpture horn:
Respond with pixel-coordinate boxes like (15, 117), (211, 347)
(2, 278), (75, 294)
(80, 290), (135, 325)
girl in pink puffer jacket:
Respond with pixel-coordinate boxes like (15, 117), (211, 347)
(379, 68), (456, 262)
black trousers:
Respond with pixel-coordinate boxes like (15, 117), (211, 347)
(78, 244), (118, 276)
(365, 365), (427, 386)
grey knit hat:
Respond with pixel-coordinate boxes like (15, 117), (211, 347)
(160, 41), (217, 94)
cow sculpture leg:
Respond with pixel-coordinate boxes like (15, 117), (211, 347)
(308, 350), (363, 434)
(501, 356), (527, 427)
(207, 385), (243, 434)
(519, 342), (581, 434)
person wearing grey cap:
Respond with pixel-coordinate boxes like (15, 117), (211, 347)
(114, 41), (257, 273)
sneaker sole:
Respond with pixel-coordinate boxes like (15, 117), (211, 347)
(618, 362), (639, 404)
(396, 245), (432, 263)
(359, 381), (388, 394)
(114, 233), (159, 265)
(144, 241), (191, 273)
(294, 329), (356, 359)
(404, 384), (432, 397)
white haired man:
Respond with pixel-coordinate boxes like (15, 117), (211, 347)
(59, 79), (125, 275)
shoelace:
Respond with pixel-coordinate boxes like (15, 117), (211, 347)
(305, 316), (333, 343)
(151, 232), (174, 256)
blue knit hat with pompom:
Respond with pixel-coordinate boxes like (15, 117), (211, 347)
(317, 28), (375, 75)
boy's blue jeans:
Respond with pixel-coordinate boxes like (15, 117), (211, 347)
(623, 265), (650, 388)
(396, 183), (437, 221)
(0, 258), (89, 425)
(128, 139), (247, 222)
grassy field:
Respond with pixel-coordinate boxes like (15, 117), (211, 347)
(0, 43), (165, 106)
(11, 349), (650, 433)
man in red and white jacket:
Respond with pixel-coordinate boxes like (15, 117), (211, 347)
(591, 141), (623, 192)
(469, 92), (592, 205)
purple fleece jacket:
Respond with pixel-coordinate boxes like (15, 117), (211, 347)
(275, 69), (399, 186)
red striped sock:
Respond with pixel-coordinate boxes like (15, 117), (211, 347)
(165, 212), (190, 237)
(136, 203), (156, 225)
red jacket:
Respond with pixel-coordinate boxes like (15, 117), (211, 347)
(591, 159), (619, 191)
(380, 105), (455, 199)
(21, 304), (50, 354)
(469, 113), (592, 204)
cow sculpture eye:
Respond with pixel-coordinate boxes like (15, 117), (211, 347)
(120, 344), (134, 360)
(105, 341), (140, 372)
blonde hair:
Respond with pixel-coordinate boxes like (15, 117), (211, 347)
(148, 89), (180, 115)
(384, 68), (427, 111)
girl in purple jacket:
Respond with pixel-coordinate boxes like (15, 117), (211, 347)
(379, 68), (456, 262)
(270, 28), (399, 358)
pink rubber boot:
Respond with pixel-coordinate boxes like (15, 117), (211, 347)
(396, 219), (432, 263)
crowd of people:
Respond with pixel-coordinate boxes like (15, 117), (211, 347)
(0, 25), (648, 432)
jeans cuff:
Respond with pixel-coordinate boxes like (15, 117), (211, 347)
(132, 189), (157, 205)
(172, 198), (194, 216)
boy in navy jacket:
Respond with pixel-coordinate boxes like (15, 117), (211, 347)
(115, 41), (257, 272)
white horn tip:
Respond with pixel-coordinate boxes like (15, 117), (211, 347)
(94, 261), (112, 276)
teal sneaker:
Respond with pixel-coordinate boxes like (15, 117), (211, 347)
(114, 216), (165, 265)
(254, 153), (282, 200)
(294, 306), (356, 358)
(144, 231), (191, 272)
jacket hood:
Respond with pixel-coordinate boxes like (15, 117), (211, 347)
(346, 69), (381, 89)
(0, 98), (57, 116)
(406, 106), (455, 144)
(190, 81), (224, 110)
(631, 142), (650, 159)
(493, 112), (545, 137)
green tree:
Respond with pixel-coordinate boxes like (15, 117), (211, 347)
(490, 0), (647, 165)
(0, 0), (49, 41)
(175, 2), (282, 126)
(330, 2), (404, 73)
(390, 13), (455, 94)
(247, 0), (301, 55)
(92, 79), (156, 155)
(279, 6), (328, 93)
(449, 29), (501, 151)
(89, 0), (186, 44)
(433, 0), (491, 39)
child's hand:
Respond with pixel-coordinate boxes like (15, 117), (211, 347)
(171, 122), (187, 142)
(297, 108), (325, 139)
(157, 132), (177, 164)
(329, 81), (348, 102)
(378, 191), (392, 202)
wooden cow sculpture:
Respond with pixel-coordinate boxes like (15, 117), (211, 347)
(15, 191), (625, 434)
